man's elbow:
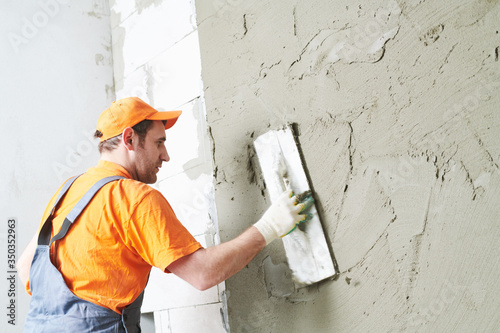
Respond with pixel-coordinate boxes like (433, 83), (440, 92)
(193, 282), (211, 291)
(191, 273), (220, 291)
(168, 252), (220, 291)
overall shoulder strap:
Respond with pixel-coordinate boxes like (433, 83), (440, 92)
(38, 176), (126, 246)
(38, 176), (80, 246)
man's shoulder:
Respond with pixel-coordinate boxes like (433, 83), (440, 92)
(73, 170), (167, 207)
(112, 179), (170, 218)
(114, 178), (165, 202)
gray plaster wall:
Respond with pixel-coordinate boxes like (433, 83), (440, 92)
(195, 0), (500, 331)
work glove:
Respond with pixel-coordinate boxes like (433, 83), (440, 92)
(254, 190), (315, 245)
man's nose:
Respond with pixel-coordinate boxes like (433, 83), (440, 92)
(161, 147), (170, 162)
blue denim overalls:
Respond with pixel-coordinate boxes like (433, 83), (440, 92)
(24, 176), (145, 333)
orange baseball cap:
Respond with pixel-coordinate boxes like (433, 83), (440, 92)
(96, 97), (182, 142)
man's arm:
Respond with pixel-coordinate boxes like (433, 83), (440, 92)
(17, 233), (38, 290)
(167, 190), (314, 291)
(167, 226), (265, 291)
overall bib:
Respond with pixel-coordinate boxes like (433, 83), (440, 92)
(24, 176), (145, 333)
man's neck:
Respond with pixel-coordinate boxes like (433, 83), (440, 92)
(99, 153), (137, 181)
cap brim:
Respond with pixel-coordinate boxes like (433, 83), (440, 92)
(147, 110), (182, 130)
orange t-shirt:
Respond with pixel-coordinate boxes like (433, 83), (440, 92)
(28, 160), (203, 314)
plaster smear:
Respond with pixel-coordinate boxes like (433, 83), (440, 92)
(288, 0), (401, 78)
(262, 256), (295, 297)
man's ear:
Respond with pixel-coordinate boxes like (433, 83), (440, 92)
(122, 127), (135, 151)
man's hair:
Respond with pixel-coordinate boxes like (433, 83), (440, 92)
(94, 119), (154, 154)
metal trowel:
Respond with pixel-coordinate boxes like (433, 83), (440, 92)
(253, 124), (337, 288)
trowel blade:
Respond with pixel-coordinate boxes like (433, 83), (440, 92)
(254, 125), (337, 288)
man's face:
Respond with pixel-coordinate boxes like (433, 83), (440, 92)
(134, 120), (169, 184)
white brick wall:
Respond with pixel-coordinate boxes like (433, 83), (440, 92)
(155, 302), (227, 333)
(109, 1), (225, 332)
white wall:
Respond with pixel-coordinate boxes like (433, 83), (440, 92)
(1, 1), (225, 332)
(0, 0), (114, 331)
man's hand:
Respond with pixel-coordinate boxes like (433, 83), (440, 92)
(253, 190), (314, 245)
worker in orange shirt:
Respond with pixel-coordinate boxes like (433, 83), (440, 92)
(17, 97), (313, 333)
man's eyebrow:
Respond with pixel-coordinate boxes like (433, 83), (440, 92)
(157, 136), (166, 142)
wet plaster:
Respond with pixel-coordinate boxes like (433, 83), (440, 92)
(196, 0), (500, 331)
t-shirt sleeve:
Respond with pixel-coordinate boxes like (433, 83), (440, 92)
(127, 190), (203, 272)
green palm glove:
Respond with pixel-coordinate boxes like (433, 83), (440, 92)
(254, 190), (315, 245)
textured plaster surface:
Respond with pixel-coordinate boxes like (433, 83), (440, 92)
(196, 0), (500, 331)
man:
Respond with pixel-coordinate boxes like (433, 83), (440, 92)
(17, 97), (313, 332)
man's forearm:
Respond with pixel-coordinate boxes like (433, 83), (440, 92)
(167, 190), (313, 290)
(167, 226), (266, 291)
